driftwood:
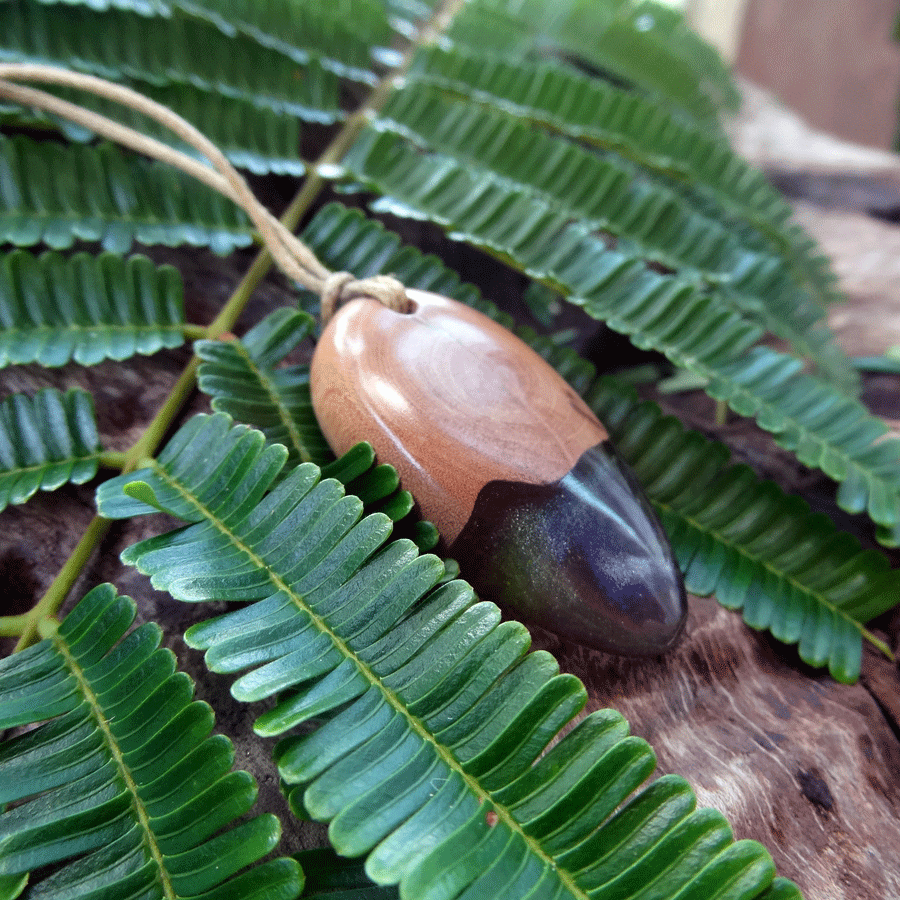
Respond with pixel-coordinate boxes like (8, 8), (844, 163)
(2, 86), (900, 900)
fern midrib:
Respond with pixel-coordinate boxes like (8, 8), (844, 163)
(0, 206), (252, 233)
(0, 323), (185, 337)
(49, 625), (177, 900)
(144, 456), (592, 900)
(229, 339), (312, 464)
(2, 452), (103, 476)
(650, 494), (893, 660)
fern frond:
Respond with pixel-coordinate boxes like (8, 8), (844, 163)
(172, 0), (387, 83)
(0, 388), (101, 512)
(0, 584), (304, 899)
(0, 251), (185, 367)
(196, 308), (332, 468)
(374, 83), (854, 389)
(0, 135), (253, 253)
(588, 378), (898, 682)
(442, 0), (728, 122)
(407, 45), (842, 309)
(340, 130), (900, 539)
(33, 0), (387, 82)
(12, 81), (306, 176)
(95, 412), (792, 900)
(1, 1), (344, 122)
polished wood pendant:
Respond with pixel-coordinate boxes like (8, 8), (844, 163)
(310, 289), (687, 656)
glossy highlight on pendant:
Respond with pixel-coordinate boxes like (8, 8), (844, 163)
(310, 289), (687, 655)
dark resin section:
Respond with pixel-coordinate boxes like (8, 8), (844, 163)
(450, 441), (687, 656)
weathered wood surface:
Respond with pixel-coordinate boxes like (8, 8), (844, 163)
(3, 95), (900, 900)
(534, 601), (900, 899)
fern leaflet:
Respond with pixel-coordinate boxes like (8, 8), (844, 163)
(0, 135), (253, 253)
(442, 0), (727, 122)
(0, 584), (305, 899)
(589, 378), (898, 681)
(172, 0), (387, 83)
(406, 44), (842, 310)
(0, 251), (186, 367)
(0, 388), (101, 512)
(196, 308), (330, 469)
(374, 82), (854, 389)
(11, 81), (306, 176)
(0, 1), (344, 122)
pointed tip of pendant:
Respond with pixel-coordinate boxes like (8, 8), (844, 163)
(451, 441), (688, 657)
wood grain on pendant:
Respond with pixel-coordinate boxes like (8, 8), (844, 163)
(312, 290), (604, 540)
(311, 290), (687, 656)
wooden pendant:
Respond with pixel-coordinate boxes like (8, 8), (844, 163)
(310, 290), (687, 656)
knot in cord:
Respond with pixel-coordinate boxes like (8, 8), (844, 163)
(320, 272), (356, 327)
(319, 272), (413, 328)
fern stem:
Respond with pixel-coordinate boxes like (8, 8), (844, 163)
(715, 398), (729, 425)
(98, 451), (128, 470)
(182, 323), (208, 340)
(862, 628), (895, 661)
(0, 614), (28, 637)
(14, 514), (113, 651)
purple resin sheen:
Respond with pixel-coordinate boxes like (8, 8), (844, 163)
(449, 441), (687, 656)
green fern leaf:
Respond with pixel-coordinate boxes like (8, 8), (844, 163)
(96, 414), (427, 547)
(340, 129), (900, 539)
(0, 388), (101, 511)
(30, 0), (170, 15)
(12, 81), (306, 176)
(588, 377), (898, 683)
(0, 135), (253, 253)
(1, 1), (344, 122)
(442, 0), (728, 122)
(27, 0), (386, 82)
(611, 1), (740, 111)
(0, 251), (185, 367)
(0, 874), (27, 900)
(297, 203), (898, 678)
(172, 0), (387, 83)
(0, 584), (304, 899)
(96, 412), (798, 900)
(407, 45), (842, 310)
(374, 83), (854, 389)
(297, 203), (498, 315)
(195, 308), (331, 468)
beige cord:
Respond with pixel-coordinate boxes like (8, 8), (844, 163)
(0, 63), (411, 324)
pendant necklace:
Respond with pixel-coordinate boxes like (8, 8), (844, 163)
(311, 288), (687, 656)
